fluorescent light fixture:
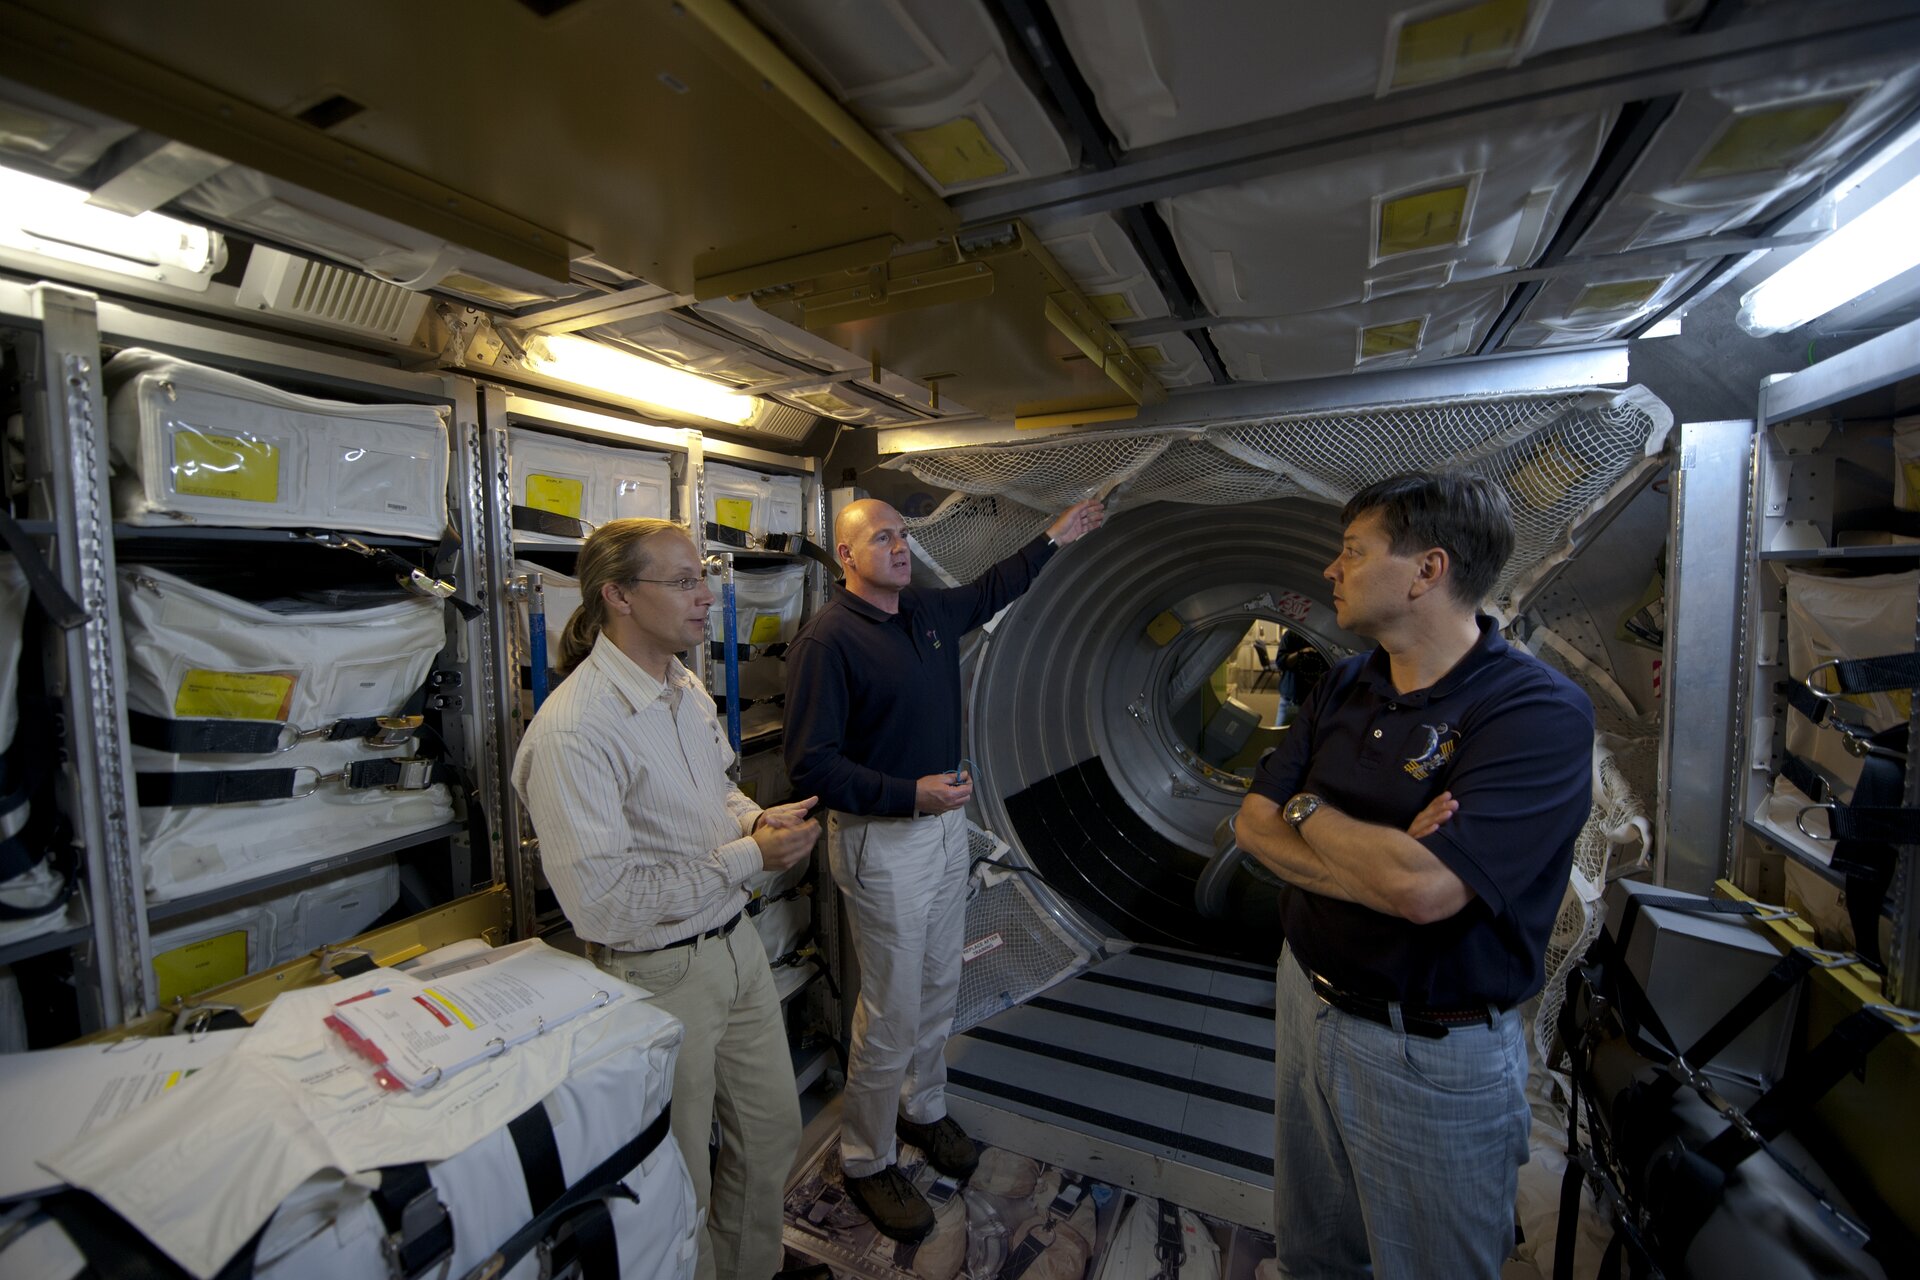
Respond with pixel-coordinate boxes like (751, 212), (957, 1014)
(0, 164), (222, 289)
(1737, 169), (1920, 335)
(526, 332), (759, 426)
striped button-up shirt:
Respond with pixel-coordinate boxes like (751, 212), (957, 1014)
(512, 631), (763, 950)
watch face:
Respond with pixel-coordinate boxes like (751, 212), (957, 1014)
(1285, 794), (1317, 826)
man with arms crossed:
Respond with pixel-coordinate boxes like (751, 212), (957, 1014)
(1237, 473), (1593, 1279)
(785, 496), (1104, 1239)
(514, 517), (822, 1280)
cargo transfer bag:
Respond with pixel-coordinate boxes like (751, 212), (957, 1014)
(120, 565), (456, 902)
(106, 349), (451, 540)
(12, 946), (696, 1280)
(508, 429), (673, 543)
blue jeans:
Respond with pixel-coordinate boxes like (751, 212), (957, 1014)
(1272, 946), (1530, 1279)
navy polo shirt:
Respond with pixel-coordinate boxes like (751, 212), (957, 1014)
(1251, 617), (1593, 1008)
(785, 536), (1056, 817)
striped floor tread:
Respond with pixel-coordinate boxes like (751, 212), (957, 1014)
(947, 944), (1277, 1186)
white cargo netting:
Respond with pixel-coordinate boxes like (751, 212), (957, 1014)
(891, 386), (1671, 607)
(956, 823), (1096, 1034)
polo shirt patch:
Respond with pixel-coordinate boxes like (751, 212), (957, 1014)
(1401, 721), (1459, 781)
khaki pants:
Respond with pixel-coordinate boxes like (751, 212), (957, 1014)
(828, 808), (971, 1178)
(593, 922), (800, 1280)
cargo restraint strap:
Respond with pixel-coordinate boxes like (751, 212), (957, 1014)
(135, 756), (458, 807)
(513, 505), (593, 540)
(297, 529), (483, 620)
(128, 671), (460, 756)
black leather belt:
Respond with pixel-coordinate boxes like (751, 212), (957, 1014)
(601, 911), (743, 958)
(1298, 954), (1497, 1039)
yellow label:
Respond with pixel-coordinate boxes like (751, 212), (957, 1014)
(748, 613), (783, 645)
(525, 473), (584, 519)
(174, 669), (296, 721)
(154, 930), (248, 1004)
(1360, 319), (1425, 360)
(172, 431), (279, 503)
(1691, 98), (1853, 181)
(1391, 0), (1530, 90)
(715, 497), (754, 532)
(894, 116), (1010, 187)
(1569, 278), (1665, 315)
(1145, 610), (1185, 647)
(1378, 184), (1470, 259)
(1088, 292), (1136, 321)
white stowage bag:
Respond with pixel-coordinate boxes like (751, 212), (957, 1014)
(119, 566), (455, 902)
(105, 349), (450, 540)
(0, 556), (79, 945)
(40, 942), (696, 1280)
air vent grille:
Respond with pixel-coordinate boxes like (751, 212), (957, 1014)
(238, 246), (430, 343)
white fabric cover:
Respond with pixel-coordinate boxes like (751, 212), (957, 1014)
(748, 862), (811, 965)
(714, 563), (806, 648)
(1050, 0), (1688, 149)
(1032, 211), (1175, 323)
(119, 566), (453, 902)
(105, 350), (449, 539)
(0, 556), (77, 946)
(743, 0), (1074, 192)
(508, 429), (674, 546)
(1575, 58), (1920, 255)
(1504, 261), (1713, 349)
(1210, 286), (1509, 382)
(736, 748), (793, 808)
(148, 859), (399, 1003)
(707, 463), (805, 542)
(42, 944), (690, 1280)
(1164, 110), (1610, 316)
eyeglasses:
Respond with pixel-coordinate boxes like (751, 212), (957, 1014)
(629, 576), (707, 592)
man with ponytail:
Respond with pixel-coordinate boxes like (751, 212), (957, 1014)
(513, 517), (822, 1280)
(784, 495), (1105, 1240)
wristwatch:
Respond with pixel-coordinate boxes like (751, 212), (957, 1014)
(1283, 793), (1323, 829)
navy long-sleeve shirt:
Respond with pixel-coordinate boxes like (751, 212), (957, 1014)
(784, 536), (1057, 816)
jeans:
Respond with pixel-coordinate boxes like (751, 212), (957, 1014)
(593, 921), (800, 1280)
(1272, 945), (1530, 1279)
(827, 807), (971, 1178)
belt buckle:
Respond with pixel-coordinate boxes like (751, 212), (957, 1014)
(384, 758), (436, 791)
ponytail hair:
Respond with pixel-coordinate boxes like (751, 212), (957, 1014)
(556, 517), (688, 676)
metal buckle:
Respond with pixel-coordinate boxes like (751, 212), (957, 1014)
(403, 567), (457, 601)
(171, 1001), (241, 1040)
(1796, 804), (1840, 841)
(384, 758), (435, 791)
(278, 723), (335, 752)
(288, 765), (334, 800)
(1803, 659), (1849, 701)
(378, 1186), (454, 1280)
(1793, 945), (1862, 969)
(364, 715), (423, 749)
(1865, 1003), (1920, 1035)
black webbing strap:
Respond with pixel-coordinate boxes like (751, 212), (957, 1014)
(708, 640), (789, 663)
(762, 532), (844, 581)
(1155, 1198), (1185, 1277)
(0, 509), (87, 630)
(41, 1188), (267, 1280)
(1779, 750), (1836, 804)
(135, 758), (455, 807)
(298, 530), (483, 621)
(1681, 948), (1819, 1079)
(371, 1161), (455, 1279)
(1696, 1007), (1899, 1175)
(129, 709), (287, 754)
(1780, 676), (1839, 729)
(705, 520), (749, 549)
(471, 1101), (669, 1280)
(514, 505), (593, 539)
(1809, 652), (1920, 696)
(548, 1198), (622, 1280)
(1832, 733), (1908, 970)
(713, 692), (785, 716)
(1815, 804), (1920, 844)
(332, 953), (381, 979)
(509, 1103), (567, 1216)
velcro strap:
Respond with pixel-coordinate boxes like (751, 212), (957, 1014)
(1779, 752), (1835, 805)
(1818, 804), (1920, 844)
(372, 1161), (455, 1279)
(514, 505), (593, 539)
(129, 710), (393, 755)
(137, 768), (300, 807)
(475, 1102), (671, 1280)
(762, 532), (844, 580)
(509, 1103), (568, 1215)
(1816, 652), (1920, 695)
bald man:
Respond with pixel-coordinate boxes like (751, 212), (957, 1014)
(784, 496), (1103, 1239)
